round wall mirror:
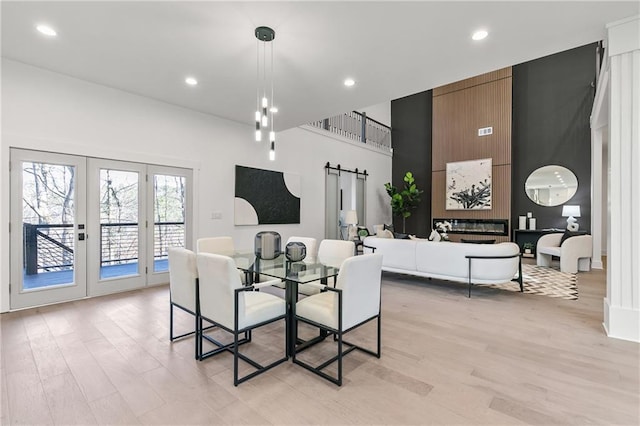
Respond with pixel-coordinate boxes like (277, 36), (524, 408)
(525, 165), (578, 206)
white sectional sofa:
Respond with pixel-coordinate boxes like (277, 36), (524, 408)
(362, 236), (522, 296)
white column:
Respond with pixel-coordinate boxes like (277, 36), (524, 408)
(590, 127), (604, 270)
(591, 45), (607, 271)
(604, 15), (640, 342)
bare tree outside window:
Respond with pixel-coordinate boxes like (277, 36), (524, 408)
(154, 175), (186, 270)
(22, 162), (76, 274)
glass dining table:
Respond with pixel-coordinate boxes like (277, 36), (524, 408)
(230, 252), (341, 357)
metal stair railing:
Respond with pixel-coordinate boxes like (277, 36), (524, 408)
(308, 110), (392, 152)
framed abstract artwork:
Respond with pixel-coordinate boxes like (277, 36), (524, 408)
(234, 165), (301, 225)
(446, 158), (492, 210)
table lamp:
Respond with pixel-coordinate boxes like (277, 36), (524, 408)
(562, 205), (581, 231)
(344, 210), (358, 240)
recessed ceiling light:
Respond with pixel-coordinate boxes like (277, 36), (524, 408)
(270, 107), (278, 113)
(36, 24), (57, 37)
(472, 30), (488, 41)
(185, 77), (198, 86)
(344, 78), (355, 87)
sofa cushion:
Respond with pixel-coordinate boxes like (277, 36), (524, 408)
(538, 246), (561, 257)
(363, 237), (417, 270)
(377, 229), (394, 239)
(416, 241), (469, 279)
(415, 241), (520, 283)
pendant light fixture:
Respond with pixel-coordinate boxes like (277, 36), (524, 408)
(255, 26), (276, 160)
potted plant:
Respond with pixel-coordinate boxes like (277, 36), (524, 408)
(384, 171), (423, 233)
(523, 242), (535, 255)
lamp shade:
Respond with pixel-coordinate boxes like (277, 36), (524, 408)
(562, 205), (581, 217)
(344, 210), (358, 225)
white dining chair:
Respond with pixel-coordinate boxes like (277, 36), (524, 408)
(288, 236), (318, 264)
(298, 239), (355, 296)
(197, 236), (252, 283)
(168, 247), (213, 359)
(196, 252), (288, 385)
(293, 253), (383, 386)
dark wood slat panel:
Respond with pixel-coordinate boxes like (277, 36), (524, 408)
(433, 67), (512, 97)
(432, 165), (511, 241)
(431, 68), (512, 239)
(432, 75), (512, 171)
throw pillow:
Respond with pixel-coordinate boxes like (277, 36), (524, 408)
(357, 227), (370, 238)
(377, 229), (394, 239)
(383, 223), (394, 232)
(393, 232), (410, 239)
(560, 230), (587, 246)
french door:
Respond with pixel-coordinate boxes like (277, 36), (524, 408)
(10, 150), (87, 309)
(10, 149), (192, 309)
(87, 159), (147, 296)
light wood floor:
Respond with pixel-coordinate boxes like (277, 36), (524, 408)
(1, 265), (639, 425)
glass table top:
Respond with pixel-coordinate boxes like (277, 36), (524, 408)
(230, 252), (340, 284)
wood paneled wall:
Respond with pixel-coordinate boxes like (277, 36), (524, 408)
(432, 68), (512, 242)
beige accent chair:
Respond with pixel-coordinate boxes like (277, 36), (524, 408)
(536, 233), (592, 273)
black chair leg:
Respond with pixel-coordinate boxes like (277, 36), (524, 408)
(194, 314), (199, 360)
(233, 331), (239, 386)
(376, 314), (381, 358)
(337, 330), (343, 386)
(169, 302), (174, 341)
(198, 316), (203, 360)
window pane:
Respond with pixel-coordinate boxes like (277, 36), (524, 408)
(153, 174), (186, 272)
(22, 162), (75, 290)
(99, 169), (139, 279)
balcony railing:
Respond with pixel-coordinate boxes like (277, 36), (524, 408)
(308, 111), (392, 152)
(24, 221), (185, 275)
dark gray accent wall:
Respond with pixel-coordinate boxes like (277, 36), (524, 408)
(390, 90), (432, 237)
(512, 43), (596, 232)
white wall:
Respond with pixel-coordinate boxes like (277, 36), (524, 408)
(0, 59), (392, 311)
(358, 101), (391, 127)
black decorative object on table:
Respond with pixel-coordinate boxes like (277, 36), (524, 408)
(285, 241), (306, 262)
(254, 231), (282, 260)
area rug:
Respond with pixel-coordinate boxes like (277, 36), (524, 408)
(487, 264), (578, 300)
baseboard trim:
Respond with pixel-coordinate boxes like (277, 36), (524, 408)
(603, 298), (640, 342)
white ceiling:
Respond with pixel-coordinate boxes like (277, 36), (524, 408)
(2, 1), (638, 131)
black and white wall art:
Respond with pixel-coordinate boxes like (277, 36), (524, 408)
(446, 158), (492, 210)
(234, 165), (301, 225)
